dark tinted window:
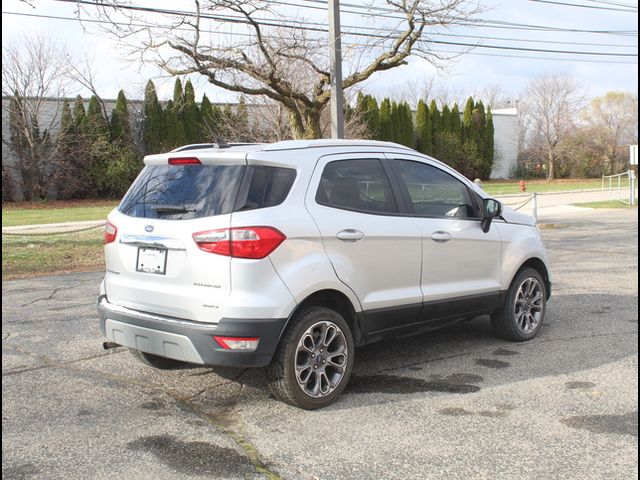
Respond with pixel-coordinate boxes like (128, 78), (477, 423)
(119, 165), (245, 219)
(316, 159), (398, 214)
(394, 160), (476, 218)
(237, 166), (296, 211)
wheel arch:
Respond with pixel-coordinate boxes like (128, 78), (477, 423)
(513, 257), (552, 298)
(278, 289), (363, 346)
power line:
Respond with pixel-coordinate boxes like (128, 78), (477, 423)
(529, 0), (638, 12)
(4, 10), (637, 65)
(582, 0), (638, 8)
(50, 0), (638, 37)
(295, 0), (638, 34)
(43, 0), (638, 57)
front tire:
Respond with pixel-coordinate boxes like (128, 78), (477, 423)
(491, 267), (547, 341)
(267, 307), (354, 409)
(129, 349), (186, 370)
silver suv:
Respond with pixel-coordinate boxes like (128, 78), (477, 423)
(98, 140), (551, 409)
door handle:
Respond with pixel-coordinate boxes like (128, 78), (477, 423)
(431, 231), (452, 243)
(336, 229), (365, 242)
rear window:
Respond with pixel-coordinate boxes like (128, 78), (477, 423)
(119, 165), (245, 219)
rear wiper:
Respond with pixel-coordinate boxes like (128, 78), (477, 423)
(151, 205), (196, 214)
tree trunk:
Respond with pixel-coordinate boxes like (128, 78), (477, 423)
(546, 150), (555, 181)
(302, 110), (321, 139)
(287, 107), (322, 140)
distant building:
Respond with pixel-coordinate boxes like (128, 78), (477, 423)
(489, 108), (519, 179)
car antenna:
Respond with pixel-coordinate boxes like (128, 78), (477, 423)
(215, 138), (231, 149)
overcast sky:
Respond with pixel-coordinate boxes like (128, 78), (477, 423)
(2, 0), (637, 103)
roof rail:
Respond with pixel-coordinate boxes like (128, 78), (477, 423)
(171, 142), (260, 153)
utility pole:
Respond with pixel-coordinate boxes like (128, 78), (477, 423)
(328, 0), (344, 139)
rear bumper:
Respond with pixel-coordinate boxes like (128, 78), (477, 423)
(97, 295), (286, 367)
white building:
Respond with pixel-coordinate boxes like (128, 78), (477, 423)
(489, 108), (519, 179)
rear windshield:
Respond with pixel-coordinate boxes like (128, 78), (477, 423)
(119, 165), (245, 219)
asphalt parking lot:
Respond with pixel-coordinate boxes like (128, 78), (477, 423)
(2, 208), (638, 480)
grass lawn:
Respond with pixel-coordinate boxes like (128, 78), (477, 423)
(480, 178), (629, 196)
(2, 200), (117, 227)
(572, 200), (638, 209)
(2, 229), (104, 280)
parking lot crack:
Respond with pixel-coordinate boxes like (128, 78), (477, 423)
(19, 284), (80, 307)
(168, 393), (283, 480)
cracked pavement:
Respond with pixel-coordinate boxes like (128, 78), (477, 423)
(2, 208), (638, 480)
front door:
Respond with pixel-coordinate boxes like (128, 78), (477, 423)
(385, 154), (503, 319)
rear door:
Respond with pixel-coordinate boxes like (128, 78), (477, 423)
(104, 159), (246, 323)
(305, 153), (423, 333)
(385, 154), (503, 317)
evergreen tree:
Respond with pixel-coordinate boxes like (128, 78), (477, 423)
(400, 102), (414, 147)
(356, 94), (380, 138)
(182, 80), (202, 143)
(73, 95), (86, 127)
(80, 96), (111, 197)
(82, 95), (109, 141)
(450, 103), (462, 139)
(462, 96), (475, 142)
(415, 99), (431, 155)
(60, 98), (73, 134)
(472, 101), (486, 171)
(143, 80), (164, 154)
(172, 78), (184, 112)
(110, 90), (134, 148)
(200, 94), (220, 140)
(365, 95), (380, 138)
(356, 92), (367, 116)
(163, 99), (186, 149)
(378, 98), (393, 141)
(441, 105), (451, 133)
(429, 100), (441, 155)
(56, 99), (93, 199)
(390, 101), (402, 143)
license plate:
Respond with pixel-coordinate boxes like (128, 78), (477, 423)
(136, 247), (167, 275)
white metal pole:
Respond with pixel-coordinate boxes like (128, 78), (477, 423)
(532, 192), (538, 224)
(328, 0), (344, 139)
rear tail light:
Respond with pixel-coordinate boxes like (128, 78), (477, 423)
(193, 227), (285, 259)
(214, 336), (260, 351)
(168, 157), (201, 165)
(104, 221), (118, 244)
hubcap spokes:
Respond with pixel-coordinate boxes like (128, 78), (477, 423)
(295, 321), (348, 398)
(514, 278), (544, 334)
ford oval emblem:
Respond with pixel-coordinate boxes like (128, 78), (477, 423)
(145, 225), (154, 233)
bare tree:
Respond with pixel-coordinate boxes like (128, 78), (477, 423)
(582, 91), (638, 174)
(520, 74), (585, 180)
(86, 0), (481, 139)
(2, 34), (71, 200)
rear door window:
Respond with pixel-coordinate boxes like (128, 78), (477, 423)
(119, 165), (245, 219)
(315, 159), (398, 214)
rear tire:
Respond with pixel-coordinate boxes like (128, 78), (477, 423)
(267, 307), (354, 409)
(491, 267), (547, 341)
(129, 349), (186, 370)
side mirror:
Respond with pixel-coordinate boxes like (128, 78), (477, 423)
(481, 198), (502, 233)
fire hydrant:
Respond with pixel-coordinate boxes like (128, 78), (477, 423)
(519, 180), (527, 192)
